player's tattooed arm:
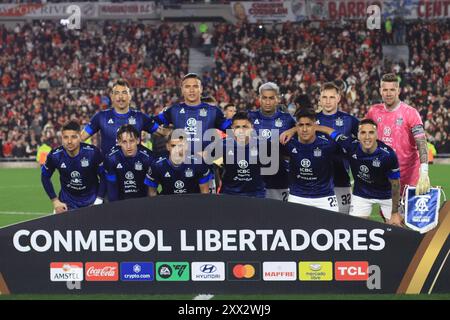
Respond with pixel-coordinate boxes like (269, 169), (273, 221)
(412, 125), (428, 164)
(390, 179), (401, 213)
(415, 136), (429, 164)
(389, 178), (403, 226)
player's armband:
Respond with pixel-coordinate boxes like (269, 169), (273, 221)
(388, 168), (401, 180)
(411, 125), (425, 137)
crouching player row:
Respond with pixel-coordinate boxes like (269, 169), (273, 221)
(41, 121), (212, 213)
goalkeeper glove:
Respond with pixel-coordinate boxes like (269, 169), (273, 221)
(93, 197), (104, 205)
(416, 163), (431, 195)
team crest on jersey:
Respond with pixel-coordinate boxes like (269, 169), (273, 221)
(250, 147), (258, 157)
(335, 117), (344, 127)
(254, 119), (260, 125)
(313, 148), (322, 157)
(108, 118), (114, 124)
(128, 116), (136, 125)
(185, 168), (194, 178)
(275, 118), (283, 128)
(396, 118), (403, 126)
(180, 108), (185, 114)
(81, 157), (89, 167)
(135, 161), (143, 171)
(199, 108), (207, 117)
(60, 163), (66, 169)
(164, 172), (171, 178)
(117, 163), (123, 169)
(372, 158), (381, 167)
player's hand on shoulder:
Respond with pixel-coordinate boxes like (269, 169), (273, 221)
(280, 127), (296, 145)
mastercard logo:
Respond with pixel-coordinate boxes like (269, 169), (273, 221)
(232, 264), (256, 279)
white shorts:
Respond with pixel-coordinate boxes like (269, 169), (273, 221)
(266, 189), (289, 201)
(349, 195), (392, 219)
(288, 194), (339, 212)
(334, 187), (352, 214)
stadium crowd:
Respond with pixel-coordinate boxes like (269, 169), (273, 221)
(208, 20), (450, 153)
(0, 19), (449, 158)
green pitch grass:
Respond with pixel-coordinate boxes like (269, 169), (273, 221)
(0, 166), (448, 300)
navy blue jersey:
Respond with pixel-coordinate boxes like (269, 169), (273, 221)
(316, 111), (359, 187)
(248, 109), (296, 189)
(41, 143), (104, 209)
(283, 136), (339, 198)
(156, 102), (231, 150)
(331, 132), (400, 200)
(84, 108), (158, 155)
(104, 145), (154, 201)
(221, 138), (266, 198)
(144, 156), (211, 195)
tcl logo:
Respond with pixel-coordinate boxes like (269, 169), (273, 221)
(335, 262), (369, 281)
(85, 262), (119, 281)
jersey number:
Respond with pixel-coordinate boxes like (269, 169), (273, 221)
(282, 192), (288, 202)
(341, 194), (351, 205)
(328, 196), (338, 208)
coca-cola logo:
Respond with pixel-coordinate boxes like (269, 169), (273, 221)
(85, 262), (118, 281)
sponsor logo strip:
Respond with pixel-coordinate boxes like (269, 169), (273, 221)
(263, 262), (296, 281)
(191, 262), (225, 281)
(50, 262), (83, 282)
(335, 261), (369, 281)
(120, 262), (154, 281)
(156, 262), (190, 281)
(85, 262), (118, 281)
(227, 262), (261, 281)
(299, 261), (333, 281)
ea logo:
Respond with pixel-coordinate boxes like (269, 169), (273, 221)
(125, 171), (134, 180)
(238, 160), (249, 169)
(261, 129), (271, 139)
(186, 118), (197, 127)
(71, 171), (81, 178)
(175, 180), (185, 189)
(300, 159), (311, 168)
(360, 165), (369, 173)
(383, 127), (391, 136)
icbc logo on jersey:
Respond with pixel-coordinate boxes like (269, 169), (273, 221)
(335, 261), (369, 281)
(85, 262), (119, 281)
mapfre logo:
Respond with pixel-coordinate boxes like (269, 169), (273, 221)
(85, 262), (119, 281)
(335, 261), (369, 281)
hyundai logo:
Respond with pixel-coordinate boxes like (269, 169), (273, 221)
(200, 264), (217, 274)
